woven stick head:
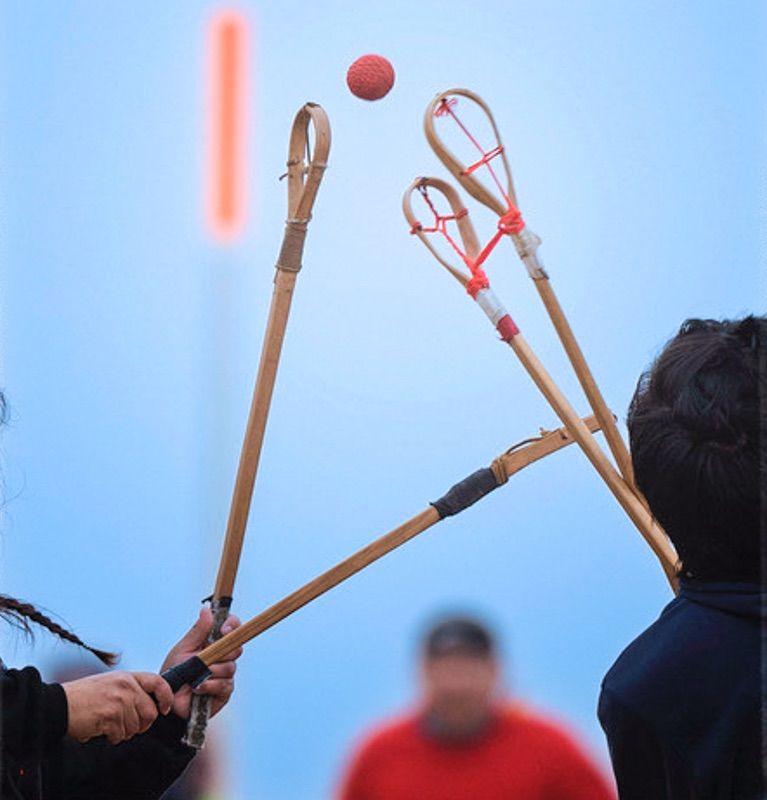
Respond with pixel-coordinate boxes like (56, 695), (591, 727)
(424, 88), (518, 217)
(402, 176), (484, 288)
(286, 103), (331, 222)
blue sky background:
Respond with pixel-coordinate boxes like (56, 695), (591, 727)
(0, 2), (762, 797)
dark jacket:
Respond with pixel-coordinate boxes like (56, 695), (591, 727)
(1, 663), (195, 800)
(598, 580), (764, 799)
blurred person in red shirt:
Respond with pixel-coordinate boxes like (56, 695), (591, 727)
(337, 615), (615, 800)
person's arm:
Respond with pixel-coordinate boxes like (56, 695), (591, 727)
(1, 662), (187, 800)
(598, 687), (669, 800)
(43, 713), (195, 800)
(42, 609), (241, 800)
(62, 670), (174, 743)
(0, 665), (69, 762)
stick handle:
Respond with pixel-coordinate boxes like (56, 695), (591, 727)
(161, 656), (212, 694)
(183, 598), (231, 747)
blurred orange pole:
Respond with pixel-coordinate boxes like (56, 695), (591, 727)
(206, 10), (248, 240)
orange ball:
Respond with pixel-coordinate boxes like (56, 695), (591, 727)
(346, 54), (395, 101)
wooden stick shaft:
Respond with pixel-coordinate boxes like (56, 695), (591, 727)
(196, 417), (598, 664)
(533, 278), (637, 489)
(508, 334), (678, 587)
(403, 176), (677, 587)
(212, 103), (329, 601)
(187, 266), (300, 747)
(187, 103), (330, 748)
(202, 508), (440, 663)
(498, 414), (600, 474)
(213, 268), (298, 599)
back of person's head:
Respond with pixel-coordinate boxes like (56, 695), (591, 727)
(628, 316), (765, 581)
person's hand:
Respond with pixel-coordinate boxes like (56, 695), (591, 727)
(62, 671), (173, 744)
(160, 607), (242, 720)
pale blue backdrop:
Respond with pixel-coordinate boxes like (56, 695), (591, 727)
(0, 2), (762, 797)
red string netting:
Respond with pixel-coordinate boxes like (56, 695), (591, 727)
(498, 207), (524, 235)
(435, 97), (513, 210)
(434, 98), (458, 117)
(410, 183), (524, 300)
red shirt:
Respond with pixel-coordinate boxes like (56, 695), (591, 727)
(338, 704), (616, 800)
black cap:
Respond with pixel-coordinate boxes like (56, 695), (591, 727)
(423, 615), (495, 658)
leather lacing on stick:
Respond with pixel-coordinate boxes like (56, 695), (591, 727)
(275, 220), (309, 273)
(276, 149), (328, 274)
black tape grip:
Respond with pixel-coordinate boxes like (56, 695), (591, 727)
(430, 467), (499, 518)
(161, 656), (212, 693)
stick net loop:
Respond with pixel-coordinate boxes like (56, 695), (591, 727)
(433, 97), (512, 209)
(406, 179), (520, 301)
(402, 176), (520, 342)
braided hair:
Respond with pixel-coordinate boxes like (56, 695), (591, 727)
(628, 316), (765, 581)
(0, 392), (118, 666)
(0, 595), (117, 666)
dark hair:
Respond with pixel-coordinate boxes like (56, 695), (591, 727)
(0, 596), (118, 666)
(0, 391), (118, 666)
(627, 317), (765, 581)
(422, 615), (495, 659)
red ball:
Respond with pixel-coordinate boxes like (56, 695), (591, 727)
(346, 54), (395, 101)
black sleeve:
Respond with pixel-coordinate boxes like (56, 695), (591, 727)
(597, 687), (671, 800)
(0, 665), (69, 762)
(42, 713), (196, 800)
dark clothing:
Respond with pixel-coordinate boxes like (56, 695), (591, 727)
(1, 663), (195, 800)
(599, 580), (764, 799)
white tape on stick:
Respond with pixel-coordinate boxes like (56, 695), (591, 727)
(475, 287), (509, 327)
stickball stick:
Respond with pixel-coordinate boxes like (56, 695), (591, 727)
(185, 103), (331, 748)
(162, 417), (601, 691)
(403, 176), (678, 589)
(424, 88), (639, 492)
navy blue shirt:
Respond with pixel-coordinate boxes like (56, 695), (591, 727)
(599, 580), (764, 799)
